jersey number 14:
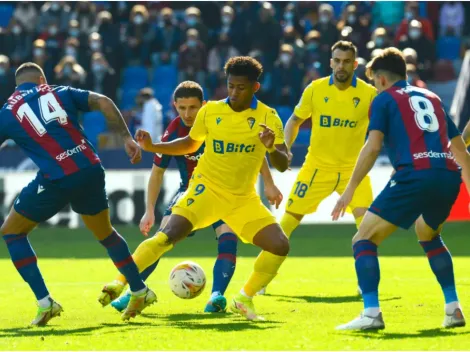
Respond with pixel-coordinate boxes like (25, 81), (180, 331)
(16, 93), (68, 136)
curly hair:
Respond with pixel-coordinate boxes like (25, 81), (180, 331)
(224, 56), (263, 82)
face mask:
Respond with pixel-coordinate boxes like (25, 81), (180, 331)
(63, 66), (72, 76)
(405, 11), (414, 20)
(69, 28), (80, 37)
(307, 42), (319, 51)
(49, 27), (58, 36)
(92, 63), (105, 73)
(187, 39), (197, 48)
(284, 12), (294, 21)
(407, 75), (415, 83)
(65, 47), (76, 56)
(90, 41), (101, 51)
(347, 14), (356, 24)
(134, 15), (144, 25)
(375, 37), (384, 47)
(221, 15), (232, 25)
(319, 14), (330, 24)
(280, 53), (292, 65)
(409, 29), (421, 40)
(12, 26), (21, 35)
(34, 48), (44, 57)
(51, 3), (60, 11)
(0, 67), (6, 75)
(186, 16), (197, 26)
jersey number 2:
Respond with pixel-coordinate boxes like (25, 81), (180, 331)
(16, 93), (68, 136)
(409, 95), (439, 133)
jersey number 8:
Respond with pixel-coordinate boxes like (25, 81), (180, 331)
(16, 93), (68, 136)
(409, 95), (439, 133)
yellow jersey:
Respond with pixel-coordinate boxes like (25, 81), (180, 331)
(294, 75), (377, 172)
(189, 97), (284, 195)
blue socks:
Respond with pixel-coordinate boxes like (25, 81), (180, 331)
(140, 259), (160, 281)
(419, 235), (458, 303)
(212, 233), (237, 295)
(353, 240), (380, 309)
(99, 231), (146, 292)
(3, 234), (49, 300)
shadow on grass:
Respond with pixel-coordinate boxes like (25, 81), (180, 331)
(348, 327), (470, 339)
(266, 293), (401, 304)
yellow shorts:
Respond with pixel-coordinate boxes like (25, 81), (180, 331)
(286, 167), (373, 215)
(172, 176), (276, 244)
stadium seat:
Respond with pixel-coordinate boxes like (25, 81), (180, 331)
(120, 87), (140, 110)
(122, 65), (148, 90)
(0, 5), (14, 28)
(82, 111), (107, 148)
(296, 129), (311, 145)
(152, 64), (177, 89)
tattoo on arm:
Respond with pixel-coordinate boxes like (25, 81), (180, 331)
(88, 92), (131, 139)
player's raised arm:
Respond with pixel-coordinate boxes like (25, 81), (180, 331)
(88, 92), (142, 164)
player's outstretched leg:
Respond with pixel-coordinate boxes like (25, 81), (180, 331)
(1, 209), (63, 326)
(231, 222), (289, 321)
(205, 224), (238, 313)
(336, 212), (396, 331)
(415, 217), (465, 328)
(81, 210), (156, 320)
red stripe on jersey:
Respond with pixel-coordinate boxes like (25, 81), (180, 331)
(428, 94), (459, 171)
(388, 88), (431, 170)
(48, 88), (101, 165)
(10, 91), (80, 176)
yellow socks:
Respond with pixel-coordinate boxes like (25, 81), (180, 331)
(243, 251), (287, 297)
(280, 212), (300, 239)
(115, 231), (174, 285)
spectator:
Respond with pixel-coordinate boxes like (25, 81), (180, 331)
(280, 25), (304, 63)
(208, 33), (240, 93)
(86, 52), (118, 102)
(38, 21), (65, 65)
(54, 55), (86, 88)
(398, 20), (435, 80)
(371, 1), (404, 33)
(366, 27), (390, 60)
(70, 1), (97, 35)
(281, 3), (304, 35)
(439, 2), (465, 37)
(395, 1), (434, 43)
(67, 19), (88, 46)
(313, 4), (339, 55)
(355, 57), (368, 81)
(0, 55), (15, 105)
(3, 19), (32, 66)
(80, 32), (103, 72)
(370, 48), (384, 60)
(437, 26), (462, 61)
(95, 11), (122, 71)
(63, 37), (80, 61)
(303, 30), (328, 74)
(406, 63), (427, 88)
(151, 7), (181, 66)
(182, 7), (209, 45)
(13, 2), (38, 34)
(38, 1), (71, 33)
(31, 39), (55, 79)
(249, 49), (273, 103)
(178, 29), (207, 84)
(124, 5), (153, 65)
(216, 5), (247, 55)
(337, 4), (370, 57)
(249, 2), (282, 66)
(272, 44), (303, 107)
(132, 88), (164, 142)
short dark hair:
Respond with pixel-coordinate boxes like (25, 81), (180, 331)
(224, 56), (263, 82)
(15, 62), (45, 80)
(366, 47), (406, 80)
(173, 81), (204, 102)
(331, 40), (357, 58)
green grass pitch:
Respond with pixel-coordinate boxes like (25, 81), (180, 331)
(1, 223), (470, 351)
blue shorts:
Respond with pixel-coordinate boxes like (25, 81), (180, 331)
(164, 189), (225, 236)
(14, 165), (109, 223)
(369, 169), (461, 230)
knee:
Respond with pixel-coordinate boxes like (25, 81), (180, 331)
(271, 234), (290, 256)
(352, 229), (376, 246)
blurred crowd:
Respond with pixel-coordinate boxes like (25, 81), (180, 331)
(0, 1), (469, 149)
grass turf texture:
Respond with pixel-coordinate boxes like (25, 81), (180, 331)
(1, 223), (470, 351)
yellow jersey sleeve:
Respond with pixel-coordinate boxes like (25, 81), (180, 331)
(189, 104), (208, 141)
(269, 109), (285, 145)
(293, 83), (313, 120)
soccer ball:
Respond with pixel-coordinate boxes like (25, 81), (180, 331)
(169, 261), (206, 299)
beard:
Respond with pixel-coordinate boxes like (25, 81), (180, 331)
(334, 71), (350, 83)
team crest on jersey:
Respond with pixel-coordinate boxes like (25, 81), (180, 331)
(287, 198), (293, 207)
(353, 97), (360, 108)
(187, 198), (194, 206)
(247, 117), (255, 129)
(324, 97), (329, 103)
(216, 117), (222, 125)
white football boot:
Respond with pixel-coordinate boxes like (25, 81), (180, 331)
(336, 311), (385, 331)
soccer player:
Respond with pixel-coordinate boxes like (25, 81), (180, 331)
(107, 81), (283, 313)
(100, 56), (290, 320)
(0, 63), (156, 325)
(332, 48), (470, 330)
(259, 41), (377, 295)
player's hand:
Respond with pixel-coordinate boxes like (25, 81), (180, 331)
(124, 137), (142, 164)
(135, 129), (154, 152)
(331, 187), (354, 221)
(264, 183), (283, 209)
(140, 211), (155, 237)
(259, 123), (275, 149)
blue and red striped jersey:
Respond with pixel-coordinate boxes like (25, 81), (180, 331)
(153, 116), (204, 190)
(0, 83), (100, 179)
(368, 80), (460, 172)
